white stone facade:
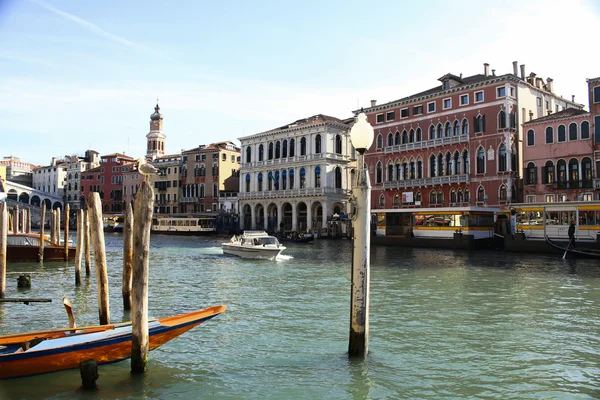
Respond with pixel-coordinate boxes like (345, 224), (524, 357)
(238, 115), (355, 233)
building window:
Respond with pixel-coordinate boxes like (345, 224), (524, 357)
(335, 135), (342, 154)
(386, 111), (395, 121)
(545, 194), (554, 203)
(476, 147), (485, 174)
(315, 166), (321, 188)
(443, 98), (451, 109)
(569, 123), (578, 141)
(376, 114), (384, 124)
(496, 87), (506, 97)
(526, 195), (536, 203)
(474, 91), (483, 103)
(258, 145), (264, 161)
(282, 140), (288, 158)
(413, 105), (423, 115)
(376, 162), (382, 183)
(460, 94), (468, 106)
(545, 126), (554, 144)
(400, 108), (409, 118)
(527, 129), (535, 146)
(315, 134), (321, 154)
(536, 97), (542, 107)
(498, 110), (507, 129)
(335, 167), (342, 189)
(474, 115), (485, 133)
(477, 186), (485, 202)
(257, 173), (262, 191)
(499, 185), (507, 201)
(379, 194), (385, 208)
(594, 86), (600, 103)
(541, 160), (555, 184)
(581, 121), (591, 139)
(558, 125), (566, 142)
(526, 162), (537, 185)
(427, 102), (435, 113)
(498, 144), (507, 172)
(275, 141), (281, 158)
(289, 139), (295, 157)
(300, 137), (307, 156)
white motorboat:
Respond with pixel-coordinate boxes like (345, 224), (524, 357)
(221, 231), (286, 260)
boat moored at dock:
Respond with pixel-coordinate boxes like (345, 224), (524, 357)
(151, 216), (216, 235)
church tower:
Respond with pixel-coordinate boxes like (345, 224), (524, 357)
(146, 102), (166, 160)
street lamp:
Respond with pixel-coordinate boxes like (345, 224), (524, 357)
(348, 111), (374, 357)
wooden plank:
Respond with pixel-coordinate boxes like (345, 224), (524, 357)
(0, 298), (52, 303)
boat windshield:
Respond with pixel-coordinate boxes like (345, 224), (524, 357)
(255, 237), (279, 245)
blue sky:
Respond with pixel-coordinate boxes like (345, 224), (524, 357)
(1, 0), (599, 166)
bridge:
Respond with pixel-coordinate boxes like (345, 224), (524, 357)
(1, 180), (64, 210)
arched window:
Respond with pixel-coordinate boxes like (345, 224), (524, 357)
(68, 173), (72, 179)
(289, 168), (295, 189)
(569, 158), (579, 183)
(402, 130), (408, 144)
(429, 190), (436, 205)
(282, 140), (288, 158)
(581, 121), (590, 139)
(498, 110), (507, 129)
(275, 141), (281, 158)
(417, 159), (423, 179)
(430, 154), (436, 177)
(246, 147), (252, 163)
(415, 191), (422, 203)
(436, 190), (443, 205)
(74, 183), (78, 190)
(388, 133), (394, 147)
(335, 167), (342, 189)
(477, 186), (485, 202)
(376, 162), (383, 183)
(557, 159), (567, 183)
(274, 170), (280, 190)
(545, 126), (554, 144)
(438, 123), (444, 138)
(268, 142), (274, 159)
(409, 129), (415, 143)
(200, 184), (205, 198)
(299, 167), (306, 189)
(450, 188), (456, 204)
(569, 123), (578, 141)
(315, 135), (322, 154)
(474, 115), (485, 133)
(437, 154), (443, 176)
(543, 160), (555, 184)
(499, 185), (507, 201)
(445, 122), (452, 137)
(75, 172), (78, 179)
(290, 139), (295, 157)
(300, 137), (307, 156)
(393, 194), (400, 207)
(377, 134), (383, 149)
(453, 120), (460, 136)
(394, 131), (401, 145)
(388, 162), (394, 181)
(457, 189), (463, 204)
(402, 161), (408, 180)
(583, 157), (593, 183)
(282, 169), (287, 190)
(475, 147), (484, 174)
(498, 144), (507, 172)
(526, 162), (537, 185)
(429, 125), (435, 140)
(462, 119), (469, 135)
(257, 173), (263, 192)
(314, 166), (321, 188)
(416, 128), (422, 142)
(246, 174), (251, 192)
(527, 129), (535, 146)
(454, 151), (461, 175)
(213, 183), (218, 197)
(335, 135), (342, 154)
(445, 152), (452, 176)
(558, 125), (566, 142)
(395, 161), (401, 181)
(379, 194), (385, 208)
(464, 188), (470, 203)
(409, 160), (416, 179)
(258, 144), (264, 161)
(67, 195), (71, 201)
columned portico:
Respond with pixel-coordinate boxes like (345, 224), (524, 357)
(291, 201), (297, 232)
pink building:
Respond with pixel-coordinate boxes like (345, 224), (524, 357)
(522, 78), (599, 203)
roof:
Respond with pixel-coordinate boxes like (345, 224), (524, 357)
(101, 153), (135, 160)
(258, 114), (348, 136)
(524, 108), (589, 125)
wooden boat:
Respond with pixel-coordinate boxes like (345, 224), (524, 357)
(222, 231), (286, 260)
(0, 305), (226, 379)
(545, 236), (600, 258)
(275, 232), (314, 243)
(7, 233), (76, 262)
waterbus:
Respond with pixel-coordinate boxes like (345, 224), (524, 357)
(506, 201), (600, 242)
(372, 206), (499, 246)
(151, 215), (216, 235)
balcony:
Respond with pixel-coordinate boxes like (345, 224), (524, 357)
(384, 134), (469, 154)
(554, 180), (593, 190)
(180, 197), (198, 203)
(238, 187), (350, 200)
(381, 174), (470, 189)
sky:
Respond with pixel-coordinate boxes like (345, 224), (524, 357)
(1, 0), (599, 166)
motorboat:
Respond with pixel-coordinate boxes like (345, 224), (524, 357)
(221, 231), (286, 260)
(7, 232), (76, 262)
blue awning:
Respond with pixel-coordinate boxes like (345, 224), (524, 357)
(315, 166), (321, 174)
(289, 169), (294, 177)
(258, 173), (263, 181)
(282, 170), (287, 178)
(300, 168), (305, 176)
(245, 174), (250, 181)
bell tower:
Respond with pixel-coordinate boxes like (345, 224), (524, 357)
(146, 102), (166, 160)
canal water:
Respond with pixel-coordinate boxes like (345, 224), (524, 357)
(1, 234), (599, 399)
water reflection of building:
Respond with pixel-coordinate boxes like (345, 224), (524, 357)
(238, 114), (356, 233)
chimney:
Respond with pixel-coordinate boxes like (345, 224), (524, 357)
(546, 78), (553, 93)
(536, 78), (543, 89)
(572, 95), (575, 102)
(492, 69), (496, 76)
(528, 72), (536, 85)
(370, 100), (377, 107)
(484, 63), (490, 77)
(529, 111), (534, 121)
(520, 64), (525, 80)
(51, 157), (56, 166)
(513, 61), (518, 76)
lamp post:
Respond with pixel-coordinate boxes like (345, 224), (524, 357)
(348, 111), (374, 357)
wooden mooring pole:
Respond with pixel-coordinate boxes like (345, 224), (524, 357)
(0, 202), (8, 299)
(84, 210), (91, 276)
(39, 202), (46, 262)
(88, 193), (110, 325)
(13, 205), (18, 234)
(122, 203), (133, 310)
(64, 204), (70, 261)
(55, 209), (60, 246)
(74, 209), (84, 285)
(50, 209), (55, 245)
(131, 181), (154, 373)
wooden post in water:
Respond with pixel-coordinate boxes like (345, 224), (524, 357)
(20, 208), (25, 235)
(50, 209), (55, 245)
(55, 209), (61, 246)
(25, 208), (31, 233)
(74, 209), (84, 285)
(13, 205), (18, 234)
(39, 202), (46, 262)
(84, 210), (91, 276)
(0, 202), (8, 299)
(122, 203), (133, 310)
(88, 193), (110, 325)
(131, 181), (154, 373)
(64, 204), (70, 261)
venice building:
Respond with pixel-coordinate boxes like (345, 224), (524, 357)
(238, 114), (355, 233)
(362, 61), (582, 209)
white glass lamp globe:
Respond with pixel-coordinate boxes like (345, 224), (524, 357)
(350, 112), (374, 153)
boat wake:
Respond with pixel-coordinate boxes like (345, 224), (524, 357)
(276, 254), (293, 261)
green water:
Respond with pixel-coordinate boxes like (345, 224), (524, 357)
(1, 235), (599, 399)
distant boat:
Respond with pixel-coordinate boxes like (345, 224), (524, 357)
(0, 305), (226, 379)
(545, 236), (600, 258)
(222, 231), (286, 260)
(151, 216), (216, 235)
(275, 232), (314, 243)
(6, 232), (75, 262)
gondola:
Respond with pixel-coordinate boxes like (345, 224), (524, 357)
(0, 305), (226, 379)
(545, 236), (600, 258)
